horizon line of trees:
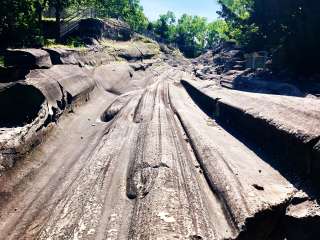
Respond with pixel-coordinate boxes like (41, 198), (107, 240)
(1, 0), (320, 76)
(0, 0), (226, 58)
(149, 0), (320, 75)
(146, 11), (229, 58)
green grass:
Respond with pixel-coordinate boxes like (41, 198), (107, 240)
(0, 56), (5, 67)
(44, 39), (88, 51)
(42, 17), (56, 22)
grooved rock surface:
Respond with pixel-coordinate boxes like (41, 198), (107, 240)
(181, 80), (320, 184)
(0, 39), (319, 240)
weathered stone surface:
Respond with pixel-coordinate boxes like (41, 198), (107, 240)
(104, 18), (132, 41)
(101, 90), (141, 122)
(0, 82), (49, 168)
(181, 80), (320, 184)
(224, 75), (305, 97)
(44, 47), (116, 67)
(93, 62), (157, 95)
(27, 65), (95, 104)
(170, 82), (296, 239)
(79, 18), (132, 41)
(0, 65), (95, 170)
(5, 49), (52, 69)
(0, 37), (319, 240)
(118, 42), (158, 61)
(283, 197), (320, 240)
(43, 48), (78, 65)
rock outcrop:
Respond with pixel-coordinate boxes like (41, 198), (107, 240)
(5, 49), (52, 69)
(181, 80), (320, 185)
(0, 29), (319, 240)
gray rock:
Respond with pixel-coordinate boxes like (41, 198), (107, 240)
(5, 48), (52, 69)
(43, 48), (78, 65)
(284, 197), (320, 240)
(79, 18), (132, 41)
(181, 80), (320, 185)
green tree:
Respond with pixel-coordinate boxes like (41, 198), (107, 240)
(0, 0), (42, 47)
(207, 19), (229, 47)
(176, 14), (207, 57)
(153, 11), (176, 43)
(94, 0), (148, 32)
(217, 0), (320, 75)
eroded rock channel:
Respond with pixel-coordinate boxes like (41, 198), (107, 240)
(0, 35), (319, 240)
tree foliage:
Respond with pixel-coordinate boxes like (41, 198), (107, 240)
(0, 0), (42, 47)
(153, 11), (176, 43)
(150, 12), (230, 58)
(0, 0), (148, 47)
(217, 0), (320, 75)
(175, 15), (208, 57)
(83, 0), (148, 32)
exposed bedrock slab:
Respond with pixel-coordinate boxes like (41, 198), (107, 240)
(93, 62), (163, 95)
(117, 43), (158, 61)
(0, 82), (49, 169)
(27, 65), (95, 106)
(283, 197), (320, 240)
(5, 49), (52, 69)
(79, 18), (132, 41)
(181, 80), (320, 186)
(0, 64), (319, 239)
(169, 83), (296, 239)
(0, 65), (95, 170)
(43, 47), (117, 66)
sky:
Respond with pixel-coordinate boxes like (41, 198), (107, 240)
(140, 0), (221, 22)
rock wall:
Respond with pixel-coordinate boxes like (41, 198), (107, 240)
(181, 80), (320, 186)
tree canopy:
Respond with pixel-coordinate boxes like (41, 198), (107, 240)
(149, 11), (229, 58)
(217, 0), (320, 75)
(2, 0), (320, 76)
(0, 0), (148, 47)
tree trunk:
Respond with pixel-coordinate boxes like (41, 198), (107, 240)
(55, 1), (62, 41)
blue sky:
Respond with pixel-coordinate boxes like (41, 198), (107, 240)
(140, 0), (221, 22)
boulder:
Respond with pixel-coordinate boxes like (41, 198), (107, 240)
(79, 18), (105, 39)
(43, 48), (78, 65)
(79, 18), (132, 41)
(104, 18), (132, 41)
(181, 80), (320, 185)
(5, 49), (52, 69)
(118, 44), (157, 61)
(283, 197), (320, 240)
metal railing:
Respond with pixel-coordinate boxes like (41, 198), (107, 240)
(60, 8), (96, 38)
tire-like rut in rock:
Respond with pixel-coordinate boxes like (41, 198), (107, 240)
(0, 62), (319, 240)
